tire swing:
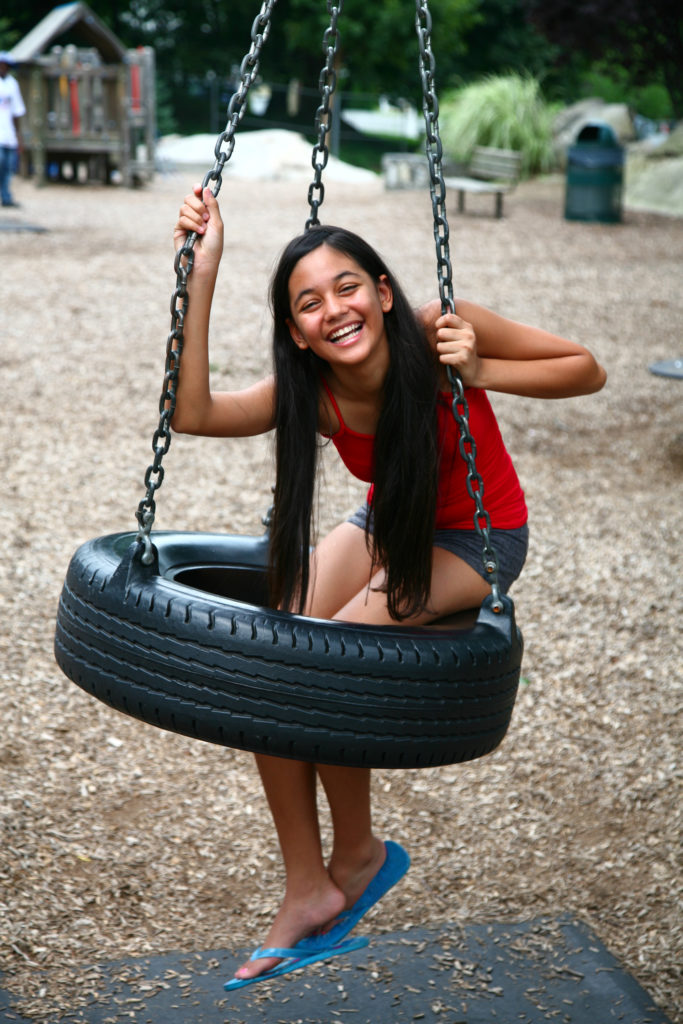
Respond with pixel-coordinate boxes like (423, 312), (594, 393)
(54, 0), (523, 769)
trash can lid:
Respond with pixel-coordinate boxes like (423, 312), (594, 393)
(576, 121), (621, 146)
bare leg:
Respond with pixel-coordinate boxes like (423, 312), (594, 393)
(234, 525), (378, 980)
(234, 525), (490, 980)
(315, 542), (490, 915)
(316, 763), (386, 910)
(293, 523), (389, 906)
(303, 521), (376, 618)
(234, 755), (347, 981)
(331, 543), (491, 625)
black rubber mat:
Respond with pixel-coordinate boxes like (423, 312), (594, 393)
(0, 917), (672, 1023)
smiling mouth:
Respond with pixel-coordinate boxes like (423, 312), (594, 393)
(328, 322), (362, 344)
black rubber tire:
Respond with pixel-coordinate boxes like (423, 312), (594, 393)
(54, 531), (523, 768)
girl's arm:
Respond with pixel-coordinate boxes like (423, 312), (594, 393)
(170, 186), (276, 437)
(418, 299), (607, 398)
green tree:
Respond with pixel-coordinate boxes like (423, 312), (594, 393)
(2, 1), (481, 103)
(0, 15), (19, 49)
(448, 0), (559, 86)
(282, 0), (480, 100)
(1, 1), (566, 138)
(523, 0), (682, 117)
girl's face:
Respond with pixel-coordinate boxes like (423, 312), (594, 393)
(286, 245), (393, 368)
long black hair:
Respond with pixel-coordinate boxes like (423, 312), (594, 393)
(268, 225), (439, 620)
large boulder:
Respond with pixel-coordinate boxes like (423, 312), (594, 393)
(624, 124), (683, 216)
(554, 100), (634, 164)
(625, 152), (683, 217)
(652, 122), (683, 158)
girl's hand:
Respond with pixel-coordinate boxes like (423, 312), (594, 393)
(173, 184), (224, 272)
(435, 312), (481, 386)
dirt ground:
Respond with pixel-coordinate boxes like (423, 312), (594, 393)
(1, 167), (681, 1023)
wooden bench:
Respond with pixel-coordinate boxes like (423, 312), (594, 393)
(444, 146), (522, 218)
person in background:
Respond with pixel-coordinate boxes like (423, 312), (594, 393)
(0, 52), (26, 209)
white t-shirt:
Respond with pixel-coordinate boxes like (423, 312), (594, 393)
(0, 73), (26, 147)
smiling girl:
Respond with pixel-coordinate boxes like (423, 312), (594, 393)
(172, 185), (606, 989)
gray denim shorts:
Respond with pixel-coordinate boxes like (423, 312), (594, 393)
(348, 501), (529, 594)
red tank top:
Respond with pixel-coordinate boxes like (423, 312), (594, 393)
(320, 377), (527, 530)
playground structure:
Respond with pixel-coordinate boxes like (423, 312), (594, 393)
(8, 2), (155, 188)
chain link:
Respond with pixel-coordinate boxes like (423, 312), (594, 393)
(305, 1), (343, 230)
(415, 0), (502, 610)
(134, 0), (279, 564)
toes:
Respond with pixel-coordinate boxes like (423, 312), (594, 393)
(235, 955), (280, 981)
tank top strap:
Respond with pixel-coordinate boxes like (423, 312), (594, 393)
(319, 374), (347, 435)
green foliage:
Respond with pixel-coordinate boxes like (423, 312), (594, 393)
(579, 64), (674, 122)
(1, 1), (561, 148)
(449, 0), (560, 88)
(285, 0), (480, 102)
(0, 17), (17, 49)
(440, 73), (559, 176)
(154, 72), (177, 137)
(524, 0), (683, 118)
(634, 84), (674, 123)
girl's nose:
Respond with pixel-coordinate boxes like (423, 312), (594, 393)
(324, 294), (346, 319)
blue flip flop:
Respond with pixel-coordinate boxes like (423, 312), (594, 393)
(224, 934), (369, 991)
(295, 840), (410, 953)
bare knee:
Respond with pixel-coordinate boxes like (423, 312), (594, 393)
(305, 522), (374, 618)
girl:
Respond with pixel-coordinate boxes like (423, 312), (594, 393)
(172, 185), (606, 989)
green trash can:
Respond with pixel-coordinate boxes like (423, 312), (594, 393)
(564, 122), (624, 223)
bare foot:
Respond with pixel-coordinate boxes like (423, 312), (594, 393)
(233, 877), (346, 982)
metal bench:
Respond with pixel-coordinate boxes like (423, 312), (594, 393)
(381, 152), (430, 190)
(444, 146), (522, 218)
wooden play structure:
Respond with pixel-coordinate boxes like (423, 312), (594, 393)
(8, 2), (155, 188)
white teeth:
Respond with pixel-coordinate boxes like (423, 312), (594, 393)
(330, 323), (361, 342)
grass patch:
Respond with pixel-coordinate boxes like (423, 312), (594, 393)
(440, 74), (559, 177)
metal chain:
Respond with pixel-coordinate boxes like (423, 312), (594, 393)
(134, 0), (279, 564)
(415, 0), (503, 610)
(202, 3), (278, 195)
(305, 1), (343, 230)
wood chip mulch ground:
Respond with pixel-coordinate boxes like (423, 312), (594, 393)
(1, 171), (681, 1022)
